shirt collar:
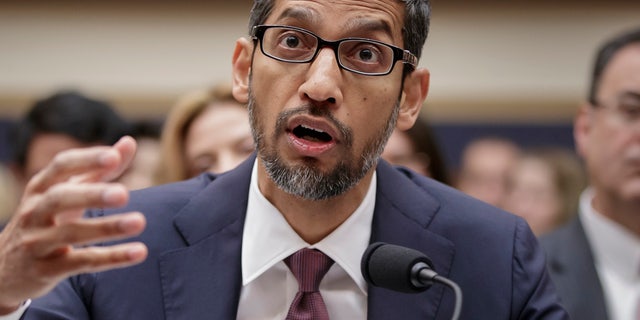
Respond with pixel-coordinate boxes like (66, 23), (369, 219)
(580, 187), (640, 280)
(241, 159), (375, 294)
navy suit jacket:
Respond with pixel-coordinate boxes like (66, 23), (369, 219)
(539, 217), (609, 320)
(25, 156), (567, 319)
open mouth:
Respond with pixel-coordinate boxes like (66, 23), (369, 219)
(285, 115), (341, 156)
(292, 124), (333, 143)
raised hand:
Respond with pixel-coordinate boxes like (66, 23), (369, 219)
(0, 136), (148, 314)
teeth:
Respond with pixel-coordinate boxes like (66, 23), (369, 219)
(301, 124), (324, 133)
(293, 124), (333, 142)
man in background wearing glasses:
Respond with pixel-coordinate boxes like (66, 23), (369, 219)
(0, 1), (567, 319)
(540, 27), (640, 320)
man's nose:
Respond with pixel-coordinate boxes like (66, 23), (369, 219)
(298, 47), (343, 106)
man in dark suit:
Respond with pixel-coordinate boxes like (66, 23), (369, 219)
(540, 27), (640, 320)
(0, 0), (567, 319)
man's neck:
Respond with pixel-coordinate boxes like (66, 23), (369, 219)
(256, 162), (375, 244)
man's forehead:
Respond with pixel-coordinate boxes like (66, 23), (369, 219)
(600, 44), (640, 93)
(267, 0), (405, 37)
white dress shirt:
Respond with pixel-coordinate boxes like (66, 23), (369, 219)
(580, 188), (640, 320)
(236, 160), (375, 320)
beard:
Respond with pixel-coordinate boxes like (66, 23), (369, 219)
(247, 89), (400, 201)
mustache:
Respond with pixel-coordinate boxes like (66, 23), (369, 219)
(274, 104), (353, 147)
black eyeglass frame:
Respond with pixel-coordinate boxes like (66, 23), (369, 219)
(251, 24), (418, 76)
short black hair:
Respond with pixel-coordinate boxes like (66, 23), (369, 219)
(10, 91), (131, 168)
(588, 26), (640, 105)
(129, 118), (163, 140)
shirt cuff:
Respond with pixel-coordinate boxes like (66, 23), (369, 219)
(0, 300), (31, 320)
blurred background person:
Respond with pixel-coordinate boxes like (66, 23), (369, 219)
(381, 115), (450, 184)
(8, 91), (130, 195)
(540, 27), (640, 320)
(118, 119), (163, 190)
(0, 164), (18, 227)
(155, 83), (253, 184)
(502, 146), (587, 236)
(455, 136), (520, 207)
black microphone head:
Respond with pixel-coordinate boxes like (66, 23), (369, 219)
(361, 242), (435, 293)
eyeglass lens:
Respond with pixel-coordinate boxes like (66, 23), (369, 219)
(260, 26), (397, 75)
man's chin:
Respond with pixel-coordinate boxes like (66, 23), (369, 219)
(279, 154), (342, 174)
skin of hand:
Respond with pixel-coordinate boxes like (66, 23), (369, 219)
(0, 136), (148, 314)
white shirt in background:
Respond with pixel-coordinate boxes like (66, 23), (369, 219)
(580, 188), (640, 320)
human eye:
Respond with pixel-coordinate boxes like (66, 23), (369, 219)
(270, 28), (315, 60)
(236, 137), (256, 156)
(189, 155), (214, 177)
(619, 101), (640, 121)
(340, 40), (391, 73)
(278, 31), (304, 49)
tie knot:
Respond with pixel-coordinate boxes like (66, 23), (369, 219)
(285, 248), (334, 292)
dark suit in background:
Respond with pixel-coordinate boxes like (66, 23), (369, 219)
(539, 217), (609, 320)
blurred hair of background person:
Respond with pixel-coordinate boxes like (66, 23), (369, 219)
(455, 136), (520, 207)
(540, 27), (640, 320)
(503, 147), (586, 236)
(155, 83), (253, 184)
(8, 91), (130, 193)
(117, 119), (163, 190)
(381, 115), (450, 184)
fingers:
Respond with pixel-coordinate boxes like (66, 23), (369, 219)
(42, 242), (148, 279)
(0, 136), (145, 309)
(73, 136), (138, 184)
(25, 136), (137, 195)
(26, 147), (118, 195)
(106, 136), (137, 181)
(24, 183), (129, 227)
(27, 212), (146, 258)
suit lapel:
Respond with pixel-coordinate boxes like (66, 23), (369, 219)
(158, 157), (254, 319)
(157, 158), (456, 319)
(550, 217), (609, 320)
(368, 162), (456, 320)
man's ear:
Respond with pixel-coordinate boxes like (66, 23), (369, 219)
(574, 104), (592, 159)
(396, 68), (430, 131)
(232, 37), (254, 104)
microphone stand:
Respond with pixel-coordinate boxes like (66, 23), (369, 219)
(414, 259), (464, 320)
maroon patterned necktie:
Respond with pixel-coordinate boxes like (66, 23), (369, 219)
(284, 248), (335, 320)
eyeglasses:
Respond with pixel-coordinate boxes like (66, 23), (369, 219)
(591, 94), (640, 125)
(251, 25), (417, 76)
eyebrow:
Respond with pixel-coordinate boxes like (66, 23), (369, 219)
(619, 91), (640, 101)
(616, 90), (640, 101)
(276, 7), (319, 25)
(343, 18), (394, 40)
(275, 7), (394, 41)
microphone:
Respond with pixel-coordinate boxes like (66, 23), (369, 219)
(361, 242), (463, 320)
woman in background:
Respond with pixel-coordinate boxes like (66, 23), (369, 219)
(382, 115), (450, 185)
(0, 165), (18, 228)
(503, 147), (587, 236)
(155, 83), (254, 184)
